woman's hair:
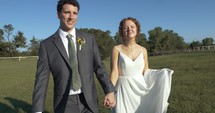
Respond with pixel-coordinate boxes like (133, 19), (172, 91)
(57, 0), (80, 12)
(118, 17), (141, 41)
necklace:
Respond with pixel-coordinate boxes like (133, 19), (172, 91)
(128, 45), (133, 53)
(127, 44), (136, 55)
(123, 41), (137, 59)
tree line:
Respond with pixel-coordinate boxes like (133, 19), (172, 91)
(0, 24), (214, 59)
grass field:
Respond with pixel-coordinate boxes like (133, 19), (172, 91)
(0, 51), (214, 113)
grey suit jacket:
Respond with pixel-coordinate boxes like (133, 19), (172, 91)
(32, 29), (115, 113)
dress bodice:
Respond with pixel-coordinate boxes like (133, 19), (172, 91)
(118, 52), (144, 77)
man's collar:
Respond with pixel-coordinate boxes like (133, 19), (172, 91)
(58, 28), (76, 38)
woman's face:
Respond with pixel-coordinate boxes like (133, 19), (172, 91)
(122, 20), (137, 39)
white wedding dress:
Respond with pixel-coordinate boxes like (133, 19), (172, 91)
(111, 49), (174, 113)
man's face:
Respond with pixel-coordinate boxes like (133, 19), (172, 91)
(57, 4), (78, 32)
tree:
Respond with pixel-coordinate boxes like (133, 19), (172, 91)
(0, 29), (4, 54)
(79, 28), (115, 60)
(28, 36), (41, 56)
(148, 27), (186, 55)
(164, 30), (186, 50)
(148, 27), (164, 54)
(3, 24), (14, 56)
(0, 29), (3, 42)
(99, 30), (115, 59)
(189, 41), (202, 49)
(113, 32), (122, 45)
(202, 37), (214, 46)
(13, 31), (27, 50)
(136, 33), (148, 49)
(3, 24), (14, 42)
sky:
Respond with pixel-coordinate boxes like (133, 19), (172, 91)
(1, 0), (215, 44)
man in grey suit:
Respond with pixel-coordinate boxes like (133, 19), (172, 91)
(32, 0), (116, 113)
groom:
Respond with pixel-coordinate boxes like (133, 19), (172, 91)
(32, 0), (116, 113)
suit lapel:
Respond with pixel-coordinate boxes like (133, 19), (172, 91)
(76, 30), (89, 92)
(76, 30), (84, 73)
(76, 30), (82, 60)
(53, 31), (71, 68)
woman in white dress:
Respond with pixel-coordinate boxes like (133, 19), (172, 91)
(110, 17), (174, 113)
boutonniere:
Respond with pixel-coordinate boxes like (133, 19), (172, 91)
(77, 37), (86, 50)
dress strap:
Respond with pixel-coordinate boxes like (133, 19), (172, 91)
(115, 46), (121, 52)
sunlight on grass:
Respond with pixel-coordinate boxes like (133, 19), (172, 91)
(0, 51), (214, 113)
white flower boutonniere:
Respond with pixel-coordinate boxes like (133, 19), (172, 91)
(77, 37), (86, 50)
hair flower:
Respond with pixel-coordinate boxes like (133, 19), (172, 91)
(77, 37), (86, 50)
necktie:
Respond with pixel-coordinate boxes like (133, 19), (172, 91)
(67, 34), (81, 91)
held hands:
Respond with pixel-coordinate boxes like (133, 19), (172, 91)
(103, 92), (116, 108)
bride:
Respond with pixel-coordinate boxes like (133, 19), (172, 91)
(110, 17), (174, 113)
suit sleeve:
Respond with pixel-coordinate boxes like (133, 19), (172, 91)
(92, 36), (116, 94)
(32, 42), (51, 113)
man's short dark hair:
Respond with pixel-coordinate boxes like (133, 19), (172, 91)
(57, 0), (80, 12)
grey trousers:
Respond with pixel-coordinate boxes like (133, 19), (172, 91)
(55, 93), (93, 113)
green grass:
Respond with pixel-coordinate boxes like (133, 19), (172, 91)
(148, 52), (215, 113)
(0, 51), (215, 113)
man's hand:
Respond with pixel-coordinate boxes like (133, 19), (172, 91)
(103, 92), (116, 108)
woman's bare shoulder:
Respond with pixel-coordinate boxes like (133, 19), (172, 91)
(137, 45), (147, 52)
(113, 44), (123, 51)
